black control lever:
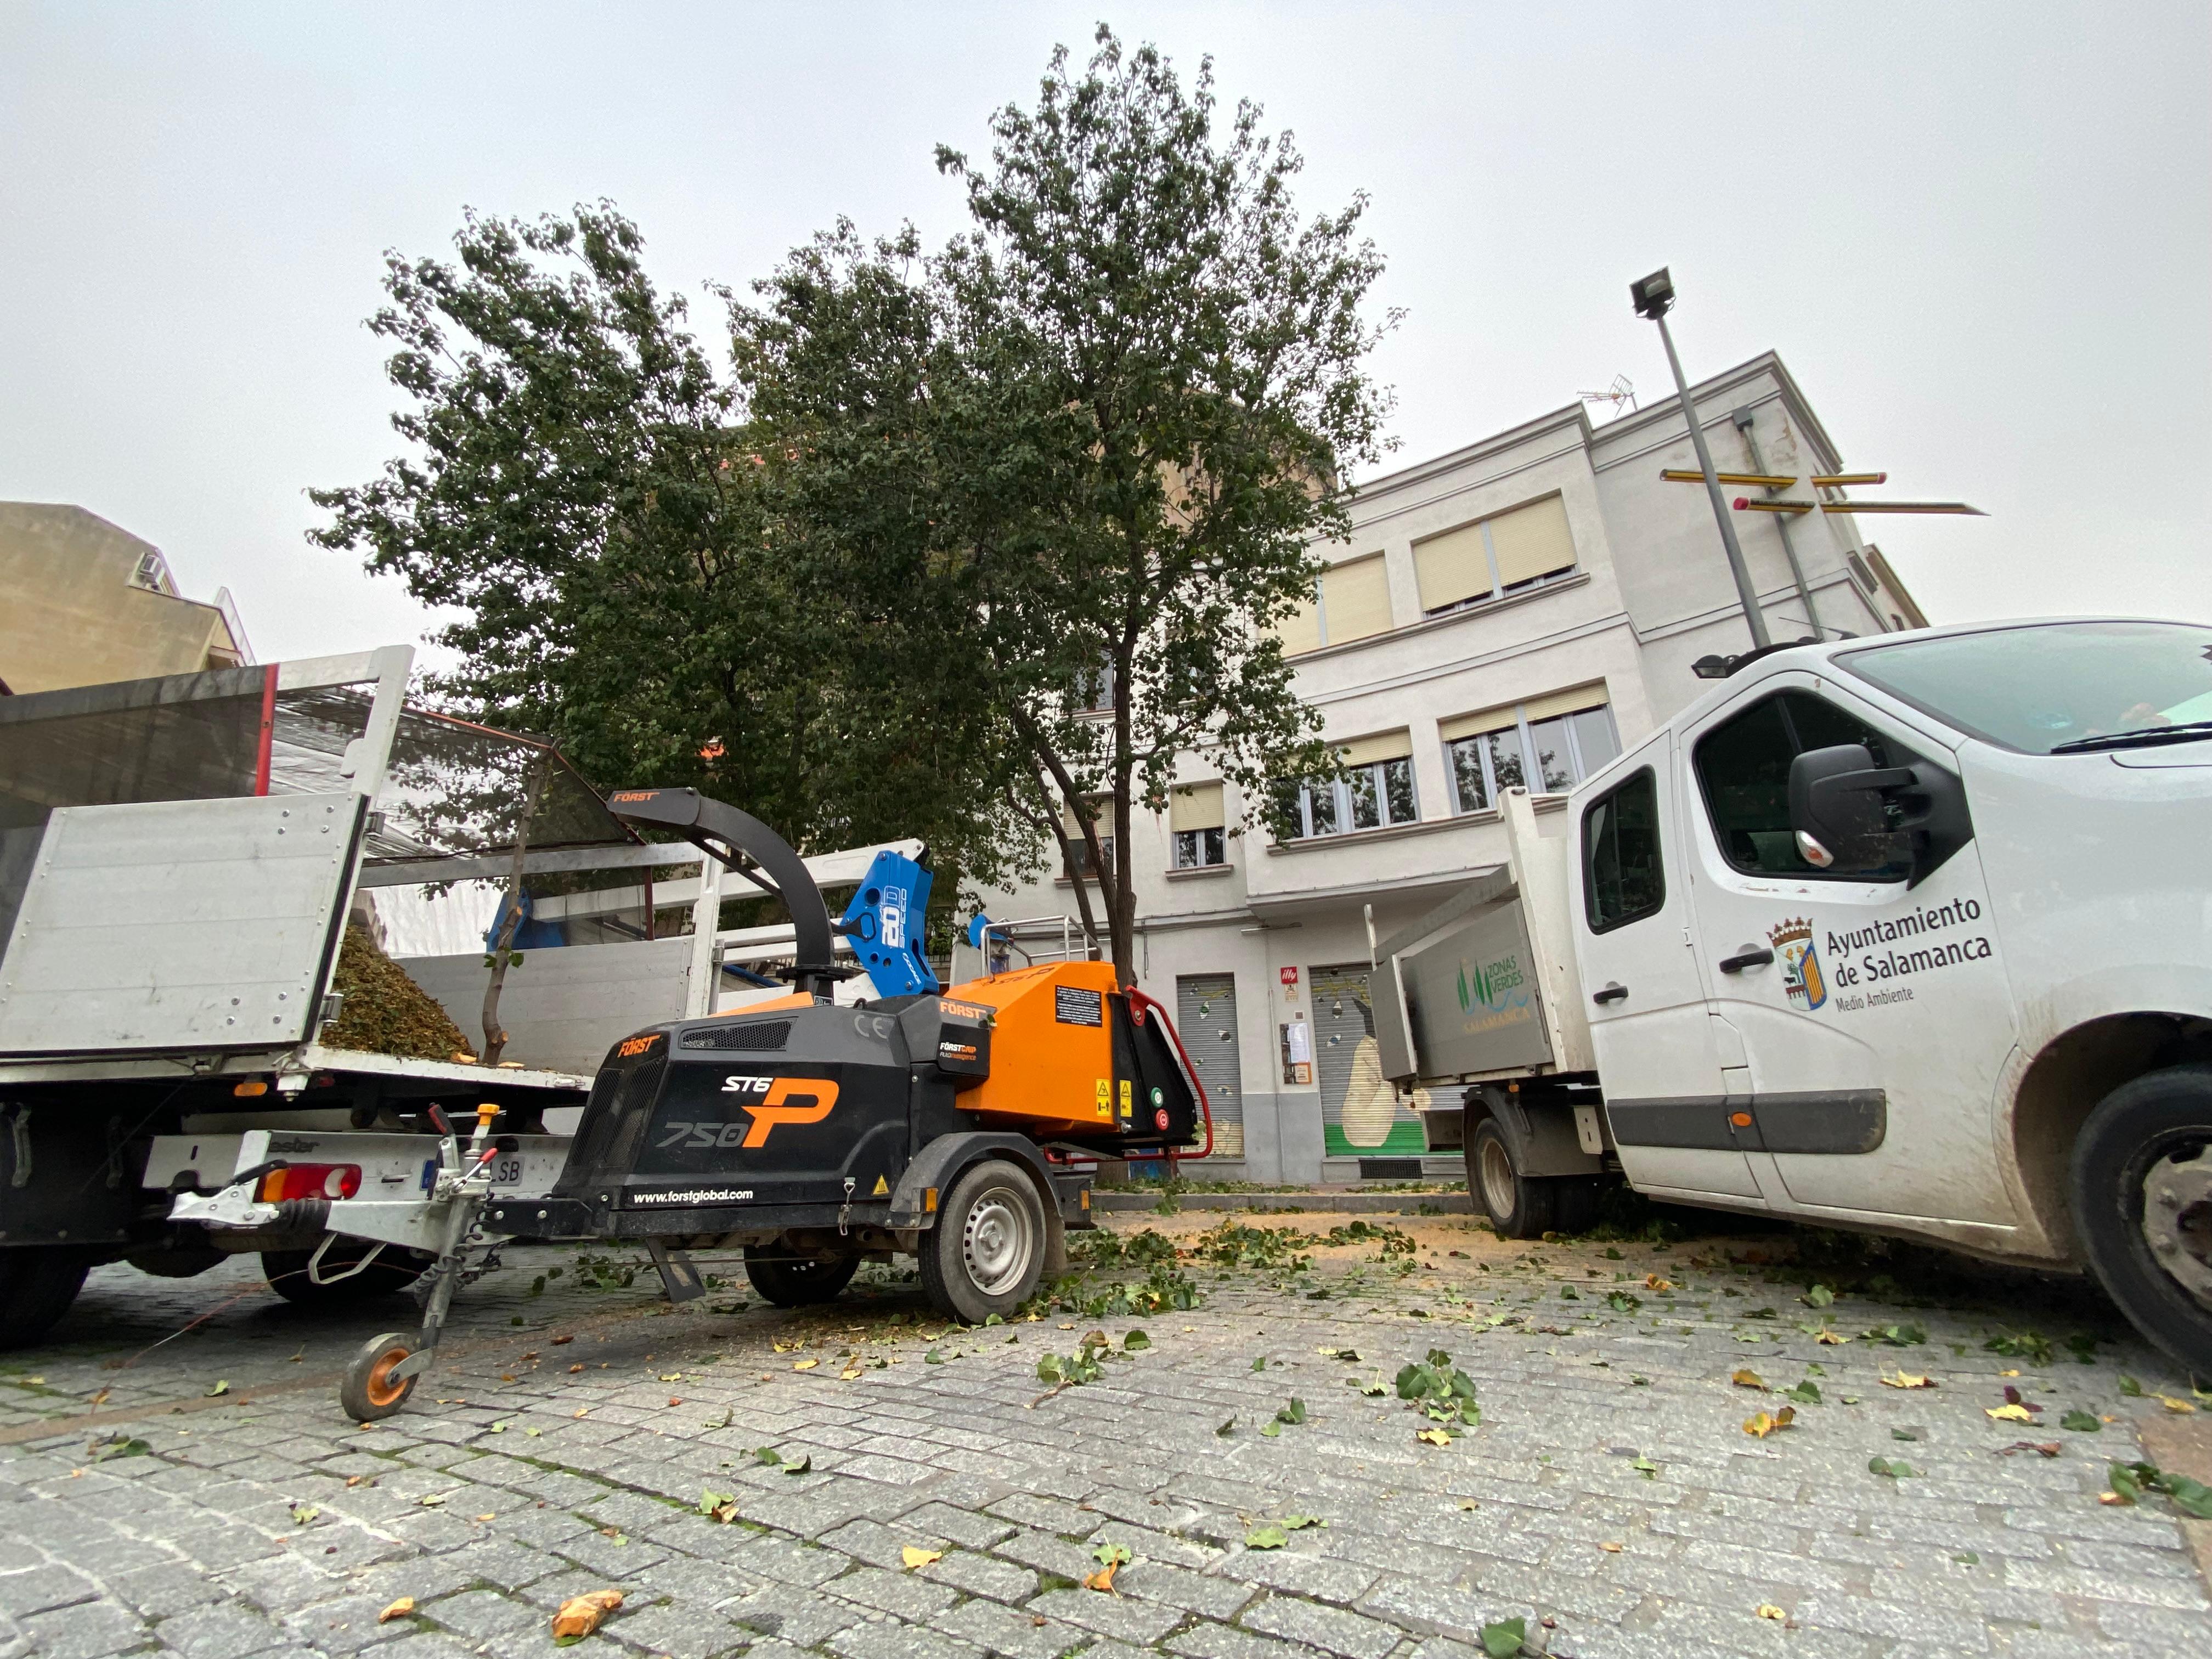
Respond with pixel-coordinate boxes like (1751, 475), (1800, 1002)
(1592, 983), (1629, 1005)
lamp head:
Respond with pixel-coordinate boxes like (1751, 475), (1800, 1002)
(1630, 267), (1675, 320)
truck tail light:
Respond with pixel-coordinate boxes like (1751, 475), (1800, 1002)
(259, 1163), (362, 1202)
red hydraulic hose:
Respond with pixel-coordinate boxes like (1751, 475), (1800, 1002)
(1126, 986), (1212, 1165)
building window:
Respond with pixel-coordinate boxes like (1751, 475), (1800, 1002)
(1443, 687), (1619, 813)
(1059, 797), (1113, 878)
(1169, 781), (1228, 868)
(1278, 552), (1393, 657)
(129, 549), (178, 596)
(1410, 494), (1578, 618)
(1283, 734), (1418, 839)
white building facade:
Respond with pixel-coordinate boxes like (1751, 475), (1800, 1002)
(966, 352), (1927, 1183)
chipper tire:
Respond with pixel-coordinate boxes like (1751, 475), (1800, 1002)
(921, 1159), (1046, 1324)
(0, 1246), (92, 1351)
(264, 1240), (428, 1307)
(2070, 1063), (2212, 1379)
(744, 1246), (861, 1307)
(340, 1330), (420, 1423)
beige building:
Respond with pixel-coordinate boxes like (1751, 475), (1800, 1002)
(0, 504), (250, 694)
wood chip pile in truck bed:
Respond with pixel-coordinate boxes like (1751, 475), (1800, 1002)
(321, 924), (475, 1062)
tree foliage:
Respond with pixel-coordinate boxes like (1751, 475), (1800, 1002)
(309, 206), (1006, 881)
(736, 26), (1396, 980)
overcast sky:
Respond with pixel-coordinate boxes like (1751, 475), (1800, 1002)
(4, 2), (2207, 664)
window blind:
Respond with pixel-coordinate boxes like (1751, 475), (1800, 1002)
(1169, 781), (1225, 832)
(1520, 682), (1608, 723)
(1320, 555), (1392, 645)
(1336, 730), (1412, 766)
(1488, 495), (1577, 588)
(1438, 704), (1517, 742)
(1411, 521), (1493, 613)
(1277, 589), (1323, 656)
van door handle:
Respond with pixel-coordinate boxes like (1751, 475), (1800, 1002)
(1718, 946), (1775, 974)
(1592, 983), (1628, 1005)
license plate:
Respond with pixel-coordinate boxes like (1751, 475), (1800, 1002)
(488, 1155), (527, 1187)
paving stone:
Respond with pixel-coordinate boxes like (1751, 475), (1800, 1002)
(929, 1597), (1085, 1659)
(150, 1602), (290, 1659)
(1238, 1593), (1404, 1659)
(421, 1589), (541, 1639)
(1022, 1588), (1183, 1644)
(0, 1565), (100, 1618)
(591, 1600), (752, 1659)
(18, 1602), (150, 1659)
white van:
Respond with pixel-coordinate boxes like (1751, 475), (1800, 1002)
(1375, 618), (2212, 1376)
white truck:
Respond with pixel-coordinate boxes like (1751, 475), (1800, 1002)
(0, 645), (919, 1347)
(1373, 616), (2212, 1376)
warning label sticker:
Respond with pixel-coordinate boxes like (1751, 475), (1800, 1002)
(1054, 985), (1104, 1026)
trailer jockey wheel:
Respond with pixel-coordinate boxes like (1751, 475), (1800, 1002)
(2070, 1064), (2212, 1379)
(921, 1160), (1046, 1324)
(340, 1330), (419, 1422)
(743, 1245), (861, 1307)
(1469, 1119), (1555, 1240)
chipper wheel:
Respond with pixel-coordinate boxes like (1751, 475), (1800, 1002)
(920, 1159), (1047, 1324)
(340, 1330), (420, 1423)
(744, 1246), (861, 1307)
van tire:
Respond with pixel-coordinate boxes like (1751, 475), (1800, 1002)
(2070, 1064), (2212, 1378)
(920, 1160), (1046, 1323)
(0, 1246), (92, 1350)
(744, 1245), (861, 1307)
(1469, 1119), (1555, 1239)
(1553, 1177), (1607, 1235)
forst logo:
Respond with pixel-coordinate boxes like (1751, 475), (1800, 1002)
(1768, 918), (1827, 1010)
(1456, 952), (1526, 1013)
(714, 1075), (841, 1146)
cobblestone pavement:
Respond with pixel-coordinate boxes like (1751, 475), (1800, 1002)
(4, 1211), (2210, 1659)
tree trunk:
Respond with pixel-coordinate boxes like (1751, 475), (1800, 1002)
(481, 753), (552, 1065)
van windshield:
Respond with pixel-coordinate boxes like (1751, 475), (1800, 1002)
(1836, 620), (2212, 754)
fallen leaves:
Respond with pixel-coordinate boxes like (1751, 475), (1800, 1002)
(1997, 1442), (2061, 1458)
(901, 1547), (943, 1570)
(1742, 1407), (1796, 1439)
(551, 1589), (623, 1643)
(1985, 1403), (2036, 1423)
(1731, 1369), (1766, 1390)
(700, 1490), (739, 1524)
(1867, 1457), (1917, 1479)
(1415, 1428), (1454, 1447)
(290, 1503), (319, 1527)
(2060, 1409), (2101, 1432)
(1644, 1274), (1673, 1292)
(204, 1380), (229, 1397)
(1478, 1616), (1527, 1657)
(1598, 1541), (1622, 1553)
(1084, 1541), (1130, 1593)
(1756, 1603), (1786, 1621)
(1879, 1370), (1934, 1390)
(792, 1359), (819, 1371)
(377, 1599), (415, 1624)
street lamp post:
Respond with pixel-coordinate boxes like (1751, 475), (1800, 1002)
(1630, 268), (1771, 650)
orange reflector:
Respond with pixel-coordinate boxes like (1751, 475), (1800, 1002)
(1730, 1111), (1753, 1128)
(923, 1187), (939, 1213)
(1080, 1189), (1091, 1209)
(232, 1080), (269, 1098)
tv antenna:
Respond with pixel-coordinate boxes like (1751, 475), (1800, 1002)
(1578, 374), (1637, 419)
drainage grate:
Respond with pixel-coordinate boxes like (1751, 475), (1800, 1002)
(1358, 1158), (1424, 1181)
(680, 1020), (792, 1052)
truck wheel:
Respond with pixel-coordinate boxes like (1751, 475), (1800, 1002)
(2070, 1064), (2212, 1377)
(1468, 1119), (1556, 1239)
(264, 1240), (429, 1307)
(744, 1246), (861, 1307)
(919, 1160), (1045, 1323)
(0, 1246), (92, 1350)
(340, 1330), (419, 1422)
(1553, 1177), (1607, 1235)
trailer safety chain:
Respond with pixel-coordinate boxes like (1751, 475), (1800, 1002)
(4, 1103), (29, 1188)
(838, 1176), (855, 1237)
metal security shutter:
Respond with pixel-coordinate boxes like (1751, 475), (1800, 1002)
(1312, 961), (1425, 1158)
(1176, 973), (1243, 1159)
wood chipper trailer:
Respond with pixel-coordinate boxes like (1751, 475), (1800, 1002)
(339, 786), (1214, 1421)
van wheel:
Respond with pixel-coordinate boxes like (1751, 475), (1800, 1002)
(2070, 1064), (2212, 1378)
(1468, 1119), (1556, 1239)
(744, 1246), (860, 1307)
(264, 1240), (429, 1306)
(920, 1160), (1045, 1323)
(0, 1246), (92, 1350)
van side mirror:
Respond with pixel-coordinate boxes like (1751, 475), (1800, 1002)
(1787, 744), (1914, 874)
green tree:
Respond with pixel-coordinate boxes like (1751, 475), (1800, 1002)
(736, 26), (1395, 983)
(309, 205), (1006, 882)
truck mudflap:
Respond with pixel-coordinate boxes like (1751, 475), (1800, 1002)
(1471, 1087), (1604, 1177)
